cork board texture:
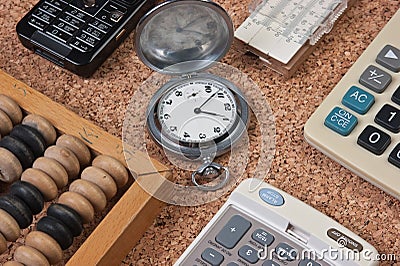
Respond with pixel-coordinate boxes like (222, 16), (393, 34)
(0, 0), (399, 265)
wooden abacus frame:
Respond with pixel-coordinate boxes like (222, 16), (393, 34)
(0, 69), (171, 265)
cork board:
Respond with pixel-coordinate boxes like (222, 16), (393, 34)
(0, 0), (399, 265)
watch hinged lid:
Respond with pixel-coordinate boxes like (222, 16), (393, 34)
(135, 0), (234, 75)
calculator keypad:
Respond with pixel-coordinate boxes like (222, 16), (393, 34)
(27, 0), (125, 52)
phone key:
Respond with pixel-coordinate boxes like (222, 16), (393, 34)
(389, 143), (400, 168)
(95, 10), (116, 26)
(75, 32), (98, 46)
(46, 26), (72, 42)
(53, 19), (78, 35)
(238, 245), (259, 264)
(359, 65), (392, 93)
(341, 86), (375, 115)
(28, 16), (49, 30)
(89, 19), (111, 33)
(70, 39), (93, 52)
(65, 6), (89, 21)
(40, 3), (61, 16)
(46, 0), (68, 10)
(357, 125), (391, 155)
(82, 26), (104, 40)
(32, 9), (55, 24)
(59, 13), (84, 28)
(376, 45), (400, 73)
(104, 2), (127, 14)
(201, 247), (224, 266)
(110, 10), (124, 23)
(374, 104), (400, 133)
(215, 215), (251, 249)
(391, 86), (400, 106)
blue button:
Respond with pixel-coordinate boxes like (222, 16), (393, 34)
(342, 86), (375, 114)
(324, 107), (358, 136)
(259, 188), (284, 206)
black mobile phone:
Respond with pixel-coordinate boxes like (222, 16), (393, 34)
(16, 0), (155, 77)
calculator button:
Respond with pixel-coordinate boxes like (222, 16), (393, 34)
(227, 263), (239, 266)
(40, 3), (62, 16)
(201, 248), (224, 266)
(389, 144), (400, 168)
(70, 39), (93, 52)
(341, 86), (375, 114)
(46, 26), (72, 42)
(82, 25), (104, 40)
(298, 259), (321, 266)
(391, 86), (400, 106)
(251, 229), (274, 247)
(32, 9), (55, 24)
(376, 45), (400, 72)
(324, 107), (358, 136)
(28, 16), (49, 30)
(59, 13), (84, 28)
(215, 215), (251, 249)
(359, 65), (392, 93)
(275, 243), (297, 261)
(357, 125), (391, 155)
(238, 245), (259, 264)
(89, 19), (111, 33)
(262, 260), (280, 266)
(374, 104), (400, 133)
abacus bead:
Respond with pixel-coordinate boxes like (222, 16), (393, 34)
(22, 114), (56, 146)
(92, 155), (129, 188)
(44, 145), (80, 180)
(14, 245), (50, 266)
(0, 209), (20, 241)
(0, 109), (13, 137)
(33, 157), (68, 189)
(47, 204), (83, 237)
(0, 136), (35, 170)
(0, 232), (7, 254)
(0, 95), (22, 125)
(0, 147), (22, 183)
(81, 166), (117, 200)
(10, 125), (46, 158)
(25, 231), (63, 265)
(0, 195), (32, 229)
(21, 169), (58, 201)
(56, 135), (91, 167)
(58, 191), (94, 224)
(3, 261), (24, 266)
(10, 181), (44, 215)
(37, 216), (73, 250)
(69, 179), (107, 212)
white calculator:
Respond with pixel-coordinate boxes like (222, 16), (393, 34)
(174, 179), (378, 266)
(304, 9), (400, 199)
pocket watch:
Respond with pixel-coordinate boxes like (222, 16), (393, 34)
(135, 0), (250, 190)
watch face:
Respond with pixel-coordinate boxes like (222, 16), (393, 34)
(157, 78), (238, 144)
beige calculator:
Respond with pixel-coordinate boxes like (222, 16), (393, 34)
(174, 179), (378, 266)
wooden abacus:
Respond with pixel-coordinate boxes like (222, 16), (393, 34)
(0, 69), (171, 265)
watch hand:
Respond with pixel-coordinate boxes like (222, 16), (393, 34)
(182, 29), (205, 35)
(198, 88), (221, 109)
(199, 110), (227, 118)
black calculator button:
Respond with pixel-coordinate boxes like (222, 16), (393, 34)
(70, 39), (93, 52)
(299, 259), (321, 266)
(251, 229), (274, 247)
(375, 104), (400, 133)
(359, 65), (392, 93)
(32, 9), (55, 24)
(65, 6), (89, 21)
(28, 16), (49, 30)
(391, 86), (400, 106)
(389, 144), (400, 168)
(376, 45), (400, 73)
(46, 26), (72, 42)
(262, 260), (280, 266)
(40, 3), (62, 16)
(96, 10), (116, 26)
(53, 20), (78, 35)
(59, 13), (84, 28)
(75, 32), (98, 46)
(82, 25), (104, 40)
(238, 245), (259, 264)
(215, 215), (251, 249)
(275, 243), (297, 261)
(357, 125), (391, 155)
(201, 247), (224, 266)
(89, 19), (111, 33)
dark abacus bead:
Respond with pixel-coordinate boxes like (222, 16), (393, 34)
(0, 136), (35, 170)
(0, 194), (33, 229)
(10, 124), (46, 158)
(37, 216), (73, 250)
(47, 203), (83, 237)
(10, 181), (44, 215)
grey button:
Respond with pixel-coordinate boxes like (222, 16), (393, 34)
(275, 243), (298, 261)
(252, 229), (274, 247)
(359, 65), (392, 93)
(263, 260), (280, 266)
(299, 259), (321, 266)
(201, 247), (224, 266)
(238, 245), (259, 264)
(227, 262), (239, 266)
(376, 45), (400, 72)
(215, 215), (251, 249)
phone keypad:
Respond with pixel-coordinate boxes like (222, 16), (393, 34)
(28, 0), (125, 52)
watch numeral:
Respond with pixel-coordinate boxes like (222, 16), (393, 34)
(165, 99), (172, 105)
(183, 132), (190, 138)
(175, 91), (183, 97)
(214, 127), (221, 133)
(205, 86), (212, 93)
(217, 92), (225, 98)
(170, 126), (177, 132)
(199, 133), (206, 139)
(164, 114), (171, 120)
(224, 103), (231, 111)
(223, 117), (230, 121)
